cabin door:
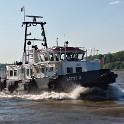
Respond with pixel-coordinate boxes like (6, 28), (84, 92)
(17, 66), (24, 80)
(24, 66), (32, 79)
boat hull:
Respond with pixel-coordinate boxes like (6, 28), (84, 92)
(47, 69), (117, 92)
(0, 69), (117, 94)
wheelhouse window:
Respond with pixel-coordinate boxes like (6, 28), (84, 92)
(49, 53), (54, 61)
(41, 68), (44, 73)
(67, 67), (73, 74)
(14, 70), (17, 76)
(27, 68), (32, 76)
(76, 67), (82, 73)
(55, 53), (60, 61)
(27, 69), (29, 76)
(65, 52), (84, 61)
(9, 70), (17, 76)
(77, 53), (84, 60)
(10, 70), (13, 76)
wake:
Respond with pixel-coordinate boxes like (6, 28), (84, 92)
(0, 85), (89, 100)
(0, 83), (124, 100)
(107, 83), (124, 99)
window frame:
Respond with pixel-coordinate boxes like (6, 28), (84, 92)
(67, 67), (73, 74)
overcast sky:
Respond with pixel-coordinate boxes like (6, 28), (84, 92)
(0, 0), (124, 63)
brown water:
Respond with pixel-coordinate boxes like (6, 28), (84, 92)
(0, 71), (124, 124)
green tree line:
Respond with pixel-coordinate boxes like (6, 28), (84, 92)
(88, 51), (124, 70)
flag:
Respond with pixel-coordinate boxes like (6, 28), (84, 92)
(21, 6), (25, 21)
(100, 57), (104, 65)
(21, 6), (25, 12)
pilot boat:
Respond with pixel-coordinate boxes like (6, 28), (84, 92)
(0, 15), (117, 94)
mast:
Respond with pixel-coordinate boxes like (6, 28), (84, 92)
(22, 15), (47, 63)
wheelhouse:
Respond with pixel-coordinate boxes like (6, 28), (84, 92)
(6, 64), (33, 81)
(36, 46), (86, 62)
(6, 65), (19, 80)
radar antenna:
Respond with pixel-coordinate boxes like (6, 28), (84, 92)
(26, 15), (43, 22)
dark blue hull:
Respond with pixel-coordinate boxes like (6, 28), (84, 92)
(0, 69), (117, 94)
(48, 69), (117, 92)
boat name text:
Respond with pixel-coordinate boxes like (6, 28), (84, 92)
(67, 75), (82, 81)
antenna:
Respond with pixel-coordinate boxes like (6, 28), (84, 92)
(26, 15), (43, 22)
(56, 38), (58, 46)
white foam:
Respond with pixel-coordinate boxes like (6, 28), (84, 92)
(107, 83), (124, 99)
(69, 85), (89, 99)
(0, 85), (88, 100)
(0, 92), (17, 98)
(1, 83), (124, 100)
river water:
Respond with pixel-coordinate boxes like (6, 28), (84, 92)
(0, 71), (124, 124)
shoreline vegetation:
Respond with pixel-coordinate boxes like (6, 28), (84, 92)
(0, 50), (124, 71)
(88, 50), (124, 70)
